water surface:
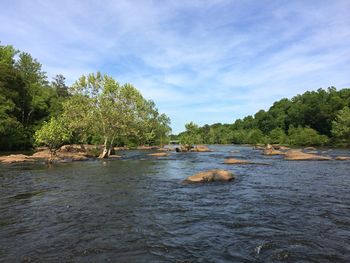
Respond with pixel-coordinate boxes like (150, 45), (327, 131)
(0, 146), (349, 262)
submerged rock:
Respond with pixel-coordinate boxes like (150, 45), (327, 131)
(284, 150), (331, 161)
(185, 169), (234, 183)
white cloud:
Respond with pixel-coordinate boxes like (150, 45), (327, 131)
(1, 0), (349, 133)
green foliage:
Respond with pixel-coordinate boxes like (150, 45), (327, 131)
(287, 126), (329, 146)
(0, 43), (70, 150)
(268, 128), (287, 144)
(332, 106), (350, 144)
(62, 72), (171, 157)
(34, 117), (72, 155)
(178, 87), (349, 146)
(180, 122), (202, 145)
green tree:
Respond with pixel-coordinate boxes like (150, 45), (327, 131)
(34, 117), (72, 159)
(332, 106), (350, 144)
(63, 72), (171, 157)
(268, 128), (287, 144)
(180, 122), (202, 147)
(288, 126), (328, 146)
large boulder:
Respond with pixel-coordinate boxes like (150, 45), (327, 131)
(185, 169), (234, 183)
(284, 150), (331, 161)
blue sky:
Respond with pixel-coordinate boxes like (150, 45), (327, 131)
(1, 0), (349, 133)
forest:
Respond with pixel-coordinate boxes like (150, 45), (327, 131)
(178, 87), (350, 147)
(1, 42), (350, 152)
(0, 43), (171, 155)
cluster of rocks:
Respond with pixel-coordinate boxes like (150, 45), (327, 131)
(175, 145), (212, 152)
(256, 144), (350, 161)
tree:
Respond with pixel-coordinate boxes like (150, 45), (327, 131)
(288, 126), (328, 146)
(180, 122), (202, 148)
(52, 74), (69, 98)
(332, 106), (350, 144)
(63, 72), (171, 157)
(268, 128), (287, 144)
(34, 117), (72, 159)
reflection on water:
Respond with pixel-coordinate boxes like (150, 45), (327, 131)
(0, 146), (350, 262)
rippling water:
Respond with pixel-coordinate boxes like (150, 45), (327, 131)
(0, 145), (349, 262)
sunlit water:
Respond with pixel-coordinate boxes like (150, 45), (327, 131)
(0, 145), (349, 262)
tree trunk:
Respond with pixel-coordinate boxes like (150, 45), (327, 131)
(107, 137), (115, 156)
(99, 137), (109, 158)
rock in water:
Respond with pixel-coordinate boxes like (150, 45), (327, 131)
(284, 150), (331, 161)
(147, 152), (169, 157)
(185, 169), (234, 183)
(263, 148), (285, 155)
(224, 158), (250, 164)
(192, 145), (211, 152)
(335, 156), (350, 161)
(0, 154), (35, 164)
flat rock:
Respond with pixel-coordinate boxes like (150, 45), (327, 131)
(0, 154), (35, 164)
(109, 155), (122, 159)
(224, 158), (270, 165)
(224, 158), (250, 164)
(304, 147), (317, 151)
(137, 146), (160, 150)
(185, 169), (234, 183)
(335, 156), (350, 161)
(263, 149), (285, 155)
(147, 152), (169, 157)
(284, 150), (331, 161)
(192, 145), (212, 152)
(31, 150), (51, 159)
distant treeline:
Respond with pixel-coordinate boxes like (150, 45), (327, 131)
(177, 87), (350, 146)
(0, 42), (171, 153)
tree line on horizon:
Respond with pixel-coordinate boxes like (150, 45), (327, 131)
(0, 42), (171, 155)
(178, 87), (350, 147)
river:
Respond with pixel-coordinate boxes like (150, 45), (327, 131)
(0, 145), (349, 262)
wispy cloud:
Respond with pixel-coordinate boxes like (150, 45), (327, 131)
(1, 0), (349, 133)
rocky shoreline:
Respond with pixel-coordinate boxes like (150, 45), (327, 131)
(1, 144), (350, 166)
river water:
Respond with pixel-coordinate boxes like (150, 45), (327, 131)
(0, 145), (349, 262)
